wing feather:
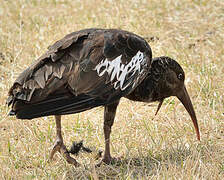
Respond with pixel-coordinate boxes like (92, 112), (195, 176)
(7, 28), (152, 118)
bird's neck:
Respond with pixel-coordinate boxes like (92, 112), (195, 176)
(125, 57), (171, 103)
(125, 73), (160, 103)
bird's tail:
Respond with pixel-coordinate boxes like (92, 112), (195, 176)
(10, 94), (106, 119)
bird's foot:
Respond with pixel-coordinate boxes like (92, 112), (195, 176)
(50, 139), (80, 167)
(96, 156), (121, 166)
(50, 138), (63, 160)
(59, 144), (80, 167)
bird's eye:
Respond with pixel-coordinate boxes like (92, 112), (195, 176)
(178, 73), (183, 80)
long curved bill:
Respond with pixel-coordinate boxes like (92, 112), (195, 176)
(177, 85), (200, 141)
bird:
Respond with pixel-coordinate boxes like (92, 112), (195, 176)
(7, 28), (200, 166)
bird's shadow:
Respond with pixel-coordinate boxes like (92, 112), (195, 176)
(65, 146), (193, 179)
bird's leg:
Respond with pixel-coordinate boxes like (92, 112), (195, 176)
(50, 115), (79, 166)
(99, 101), (119, 165)
(50, 115), (63, 160)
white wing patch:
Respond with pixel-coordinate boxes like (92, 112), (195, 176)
(94, 51), (147, 91)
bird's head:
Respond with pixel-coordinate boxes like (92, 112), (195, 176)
(149, 56), (200, 140)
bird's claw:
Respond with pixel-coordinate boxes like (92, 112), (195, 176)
(50, 139), (80, 167)
(96, 156), (121, 167)
(50, 139), (63, 160)
(59, 144), (80, 167)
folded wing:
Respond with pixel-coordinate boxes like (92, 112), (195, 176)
(7, 28), (152, 119)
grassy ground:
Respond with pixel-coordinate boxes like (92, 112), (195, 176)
(0, 0), (223, 179)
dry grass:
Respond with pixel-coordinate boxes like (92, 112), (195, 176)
(0, 0), (223, 179)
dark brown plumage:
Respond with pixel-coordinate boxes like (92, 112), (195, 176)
(8, 28), (151, 119)
(7, 28), (199, 166)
